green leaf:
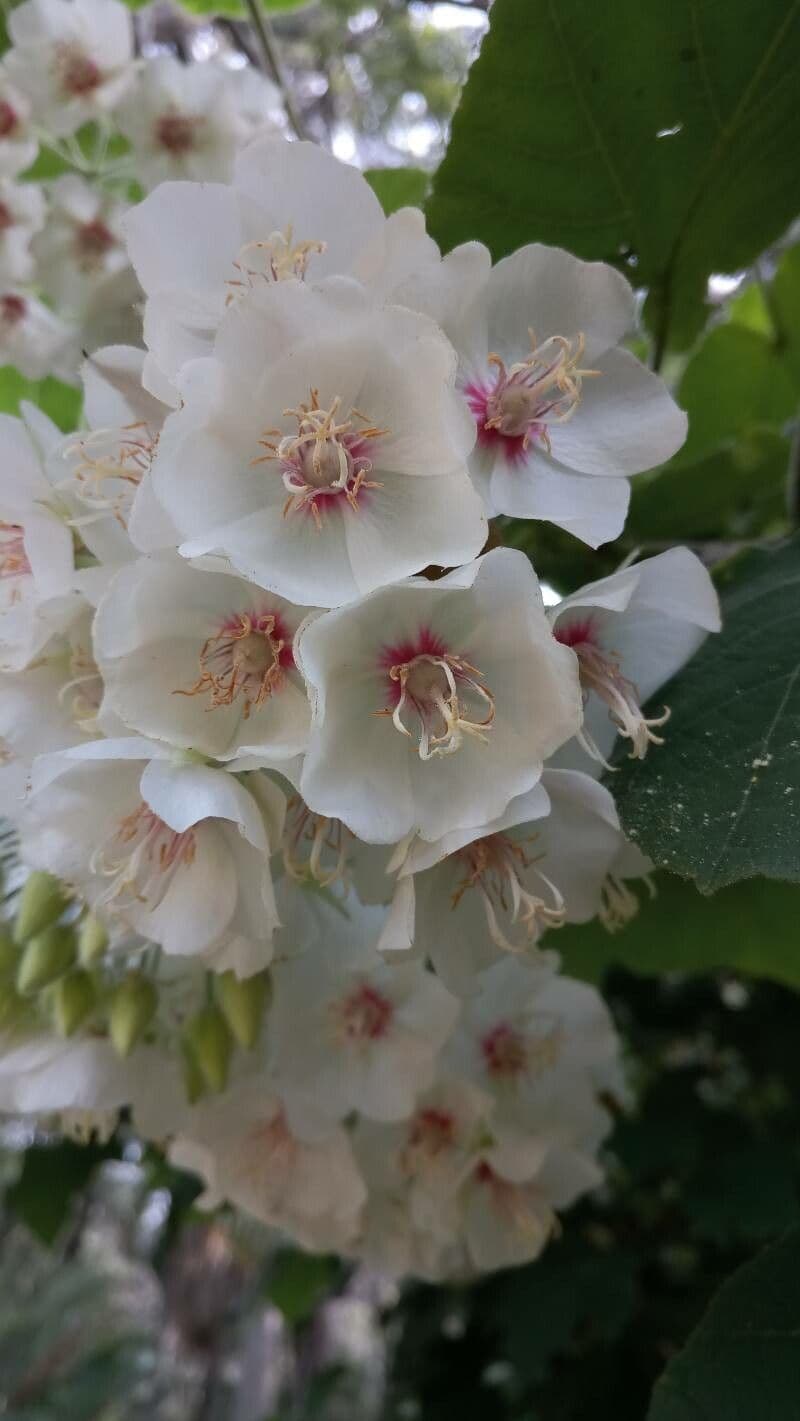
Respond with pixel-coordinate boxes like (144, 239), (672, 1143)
(365, 167), (429, 215)
(647, 1229), (800, 1420)
(265, 1249), (339, 1325)
(177, 0), (311, 13)
(675, 324), (797, 467)
(7, 1139), (110, 1244)
(428, 0), (800, 353)
(0, 367), (81, 433)
(627, 431), (790, 543)
(559, 874), (800, 989)
(611, 536), (800, 892)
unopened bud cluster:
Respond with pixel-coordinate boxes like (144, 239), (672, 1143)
(0, 5), (720, 1279)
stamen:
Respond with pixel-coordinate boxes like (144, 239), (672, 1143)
(379, 649), (495, 760)
(481, 1016), (562, 1081)
(174, 611), (290, 720)
(58, 639), (103, 732)
(225, 227), (327, 300)
(55, 45), (102, 97)
(452, 833), (566, 950)
(575, 640), (669, 762)
(253, 388), (386, 528)
(0, 521), (30, 580)
(91, 803), (196, 914)
(61, 423), (157, 530)
(282, 795), (351, 888)
(333, 981), (393, 1044)
(465, 328), (600, 462)
(599, 871), (656, 933)
(154, 111), (200, 155)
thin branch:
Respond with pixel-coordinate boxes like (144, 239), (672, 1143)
(242, 0), (308, 142)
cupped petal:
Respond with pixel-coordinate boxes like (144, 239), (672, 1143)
(547, 347), (687, 477)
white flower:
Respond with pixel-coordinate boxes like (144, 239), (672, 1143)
(0, 176), (45, 283)
(50, 344), (171, 566)
(150, 277), (486, 608)
(117, 56), (282, 194)
(0, 406), (79, 672)
(0, 72), (38, 176)
(6, 0), (133, 138)
(444, 955), (619, 1146)
(124, 137), (439, 405)
(0, 1031), (181, 1116)
(169, 1084), (366, 1252)
(393, 769), (627, 993)
(32, 175), (130, 314)
(399, 242), (688, 547)
(271, 892), (459, 1134)
(295, 547), (583, 844)
(0, 289), (72, 380)
(20, 739), (286, 975)
(550, 546), (721, 765)
(94, 557), (312, 765)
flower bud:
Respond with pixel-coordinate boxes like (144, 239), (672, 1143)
(109, 973), (158, 1058)
(53, 969), (96, 1037)
(0, 977), (27, 1028)
(0, 927), (19, 975)
(215, 970), (271, 1050)
(77, 913), (109, 966)
(13, 871), (67, 944)
(180, 1041), (208, 1106)
(185, 1006), (233, 1093)
(16, 924), (76, 994)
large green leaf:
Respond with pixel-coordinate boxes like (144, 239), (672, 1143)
(428, 0), (800, 352)
(365, 167), (429, 215)
(647, 1229), (800, 1420)
(674, 323), (797, 467)
(626, 431), (790, 543)
(0, 367), (81, 433)
(611, 536), (800, 892)
(559, 874), (800, 988)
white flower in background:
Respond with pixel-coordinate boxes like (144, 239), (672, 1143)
(94, 558), (312, 765)
(124, 137), (440, 406)
(0, 72), (38, 176)
(295, 548), (583, 843)
(51, 344), (171, 566)
(6, 0), (133, 137)
(549, 547), (721, 766)
(392, 769), (628, 993)
(271, 894), (459, 1134)
(0, 1032), (182, 1117)
(445, 955), (619, 1146)
(150, 277), (486, 608)
(169, 1085), (366, 1252)
(0, 406), (79, 672)
(20, 740), (286, 975)
(32, 175), (129, 314)
(0, 289), (72, 380)
(117, 56), (282, 194)
(399, 242), (687, 547)
(0, 176), (45, 283)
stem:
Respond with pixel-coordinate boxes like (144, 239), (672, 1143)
(242, 0), (308, 142)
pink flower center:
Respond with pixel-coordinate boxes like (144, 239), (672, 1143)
(75, 218), (116, 265)
(481, 1022), (529, 1078)
(255, 390), (386, 529)
(1, 292), (26, 325)
(554, 614), (670, 762)
(452, 832), (565, 948)
(337, 981), (394, 1042)
(93, 803), (197, 913)
(0, 100), (19, 138)
(155, 111), (201, 155)
(56, 46), (103, 98)
(0, 203), (14, 232)
(402, 1107), (457, 1174)
(283, 795), (351, 889)
(464, 330), (595, 465)
(0, 521), (30, 580)
(378, 626), (495, 760)
(175, 609), (293, 721)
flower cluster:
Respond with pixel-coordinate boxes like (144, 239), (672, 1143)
(0, 0), (284, 381)
(0, 83), (721, 1276)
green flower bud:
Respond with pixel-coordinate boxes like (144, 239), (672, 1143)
(185, 1006), (233, 1093)
(0, 927), (19, 976)
(77, 913), (109, 966)
(180, 1041), (208, 1105)
(0, 977), (27, 1028)
(53, 970), (96, 1037)
(16, 924), (76, 995)
(13, 872), (68, 944)
(215, 970), (271, 1050)
(109, 973), (158, 1058)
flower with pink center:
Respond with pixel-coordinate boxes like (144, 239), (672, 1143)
(0, 176), (45, 285)
(548, 546), (721, 768)
(93, 558), (312, 766)
(271, 891), (459, 1132)
(396, 241), (688, 548)
(295, 548), (582, 844)
(388, 770), (631, 990)
(0, 287), (71, 380)
(6, 0), (133, 137)
(20, 740), (286, 973)
(32, 177), (130, 318)
(124, 136), (440, 406)
(0, 79), (37, 176)
(168, 1084), (366, 1251)
(150, 277), (486, 608)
